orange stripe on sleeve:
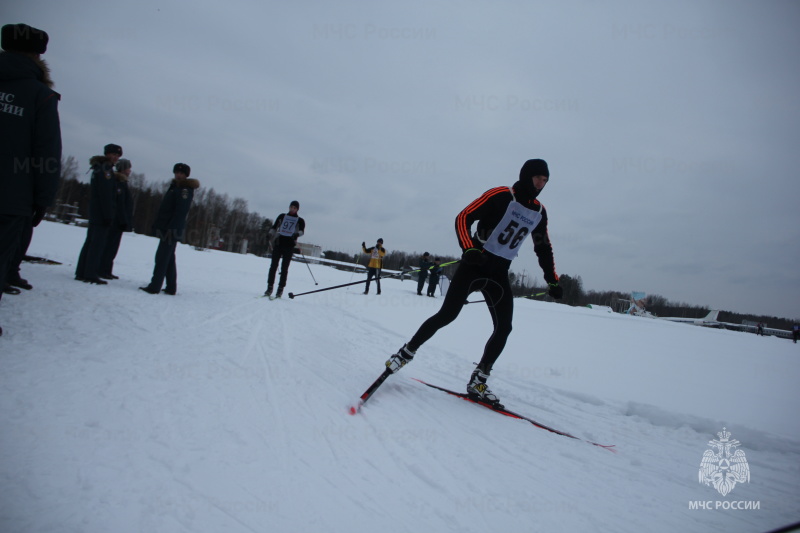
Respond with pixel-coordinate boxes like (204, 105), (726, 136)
(455, 187), (509, 249)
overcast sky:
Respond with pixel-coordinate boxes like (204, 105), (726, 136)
(6, 0), (799, 318)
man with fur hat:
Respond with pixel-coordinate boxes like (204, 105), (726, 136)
(99, 158), (134, 279)
(140, 163), (199, 295)
(264, 200), (306, 299)
(75, 143), (122, 284)
(0, 23), (61, 335)
(383, 159), (563, 408)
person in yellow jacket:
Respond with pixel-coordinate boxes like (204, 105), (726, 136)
(361, 238), (386, 295)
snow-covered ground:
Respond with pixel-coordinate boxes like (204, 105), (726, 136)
(1, 221), (798, 533)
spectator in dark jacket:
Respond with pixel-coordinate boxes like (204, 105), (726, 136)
(0, 23), (61, 335)
(75, 144), (122, 284)
(99, 158), (134, 279)
(427, 258), (442, 297)
(140, 163), (199, 295)
(416, 252), (432, 295)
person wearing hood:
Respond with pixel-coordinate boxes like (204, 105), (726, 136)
(383, 159), (563, 408)
(139, 163), (200, 295)
(75, 143), (122, 284)
(99, 158), (134, 279)
(0, 23), (61, 335)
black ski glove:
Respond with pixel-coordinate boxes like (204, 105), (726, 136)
(462, 248), (485, 266)
(548, 282), (563, 300)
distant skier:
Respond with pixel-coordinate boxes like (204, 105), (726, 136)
(362, 238), (386, 295)
(264, 200), (305, 299)
(384, 159), (562, 407)
(793, 324), (798, 344)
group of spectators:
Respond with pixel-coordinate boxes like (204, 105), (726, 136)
(71, 142), (199, 296)
(0, 23), (200, 336)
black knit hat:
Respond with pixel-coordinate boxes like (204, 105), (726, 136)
(1, 24), (49, 54)
(104, 144), (123, 156)
(290, 200), (300, 209)
(519, 159), (549, 180)
(173, 163), (190, 177)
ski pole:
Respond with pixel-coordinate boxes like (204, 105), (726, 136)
(288, 271), (403, 298)
(289, 260), (459, 299)
(298, 249), (318, 285)
(348, 252), (363, 284)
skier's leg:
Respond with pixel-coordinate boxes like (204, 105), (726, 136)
(476, 273), (514, 373)
(407, 263), (481, 351)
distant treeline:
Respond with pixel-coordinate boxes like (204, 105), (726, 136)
(51, 156), (797, 328)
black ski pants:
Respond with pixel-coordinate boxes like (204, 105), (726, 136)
(268, 245), (293, 289)
(408, 257), (513, 374)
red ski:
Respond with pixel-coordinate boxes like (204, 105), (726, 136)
(412, 378), (616, 453)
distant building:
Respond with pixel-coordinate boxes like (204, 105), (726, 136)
(297, 242), (322, 262)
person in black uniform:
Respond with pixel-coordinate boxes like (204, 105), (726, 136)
(264, 200), (305, 298)
(75, 143), (122, 284)
(99, 158), (133, 279)
(384, 159), (563, 407)
(139, 163), (199, 295)
(426, 257), (442, 297)
(416, 252), (432, 295)
(0, 23), (61, 335)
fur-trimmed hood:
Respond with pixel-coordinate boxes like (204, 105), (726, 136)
(89, 155), (113, 168)
(0, 51), (54, 88)
(32, 55), (54, 88)
(173, 178), (200, 189)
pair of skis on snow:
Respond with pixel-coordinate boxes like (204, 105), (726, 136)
(350, 368), (616, 453)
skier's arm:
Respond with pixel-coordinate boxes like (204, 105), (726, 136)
(293, 217), (305, 238)
(454, 186), (509, 252)
(532, 209), (558, 284)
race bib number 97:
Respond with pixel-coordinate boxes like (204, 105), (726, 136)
(278, 215), (299, 237)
